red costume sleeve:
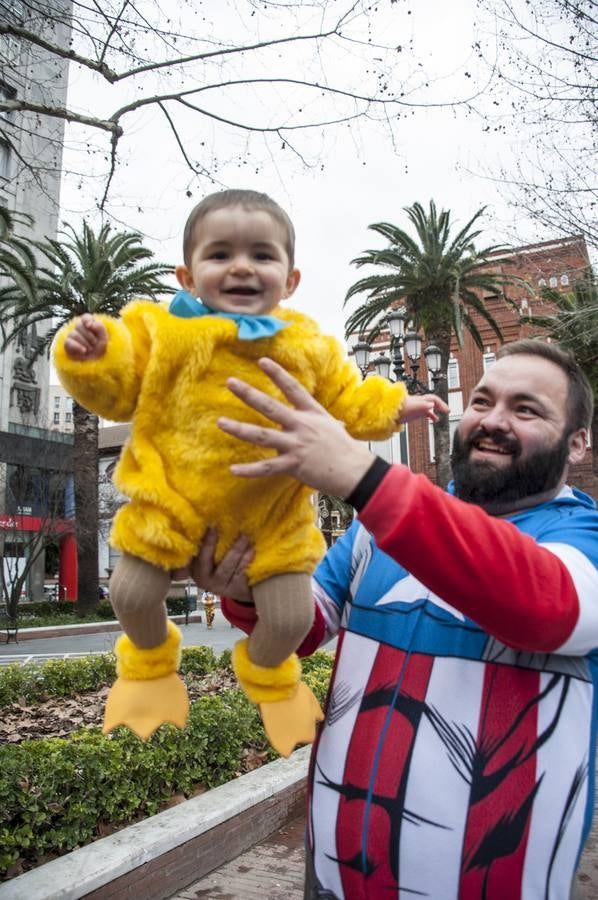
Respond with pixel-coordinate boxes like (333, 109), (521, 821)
(220, 596), (327, 657)
(358, 466), (579, 652)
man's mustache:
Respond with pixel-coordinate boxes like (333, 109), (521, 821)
(463, 427), (521, 458)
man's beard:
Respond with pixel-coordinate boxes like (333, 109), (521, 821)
(451, 427), (570, 506)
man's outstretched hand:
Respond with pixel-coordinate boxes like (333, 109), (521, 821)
(217, 357), (377, 498)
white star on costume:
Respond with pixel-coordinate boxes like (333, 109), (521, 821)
(374, 573), (465, 621)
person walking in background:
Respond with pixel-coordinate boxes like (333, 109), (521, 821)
(202, 591), (216, 630)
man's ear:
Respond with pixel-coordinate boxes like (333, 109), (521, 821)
(567, 428), (588, 465)
(175, 265), (195, 293)
(282, 268), (301, 300)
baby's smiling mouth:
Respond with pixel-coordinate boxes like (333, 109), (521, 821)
(223, 286), (260, 295)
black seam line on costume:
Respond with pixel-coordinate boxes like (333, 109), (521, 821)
(344, 456), (391, 510)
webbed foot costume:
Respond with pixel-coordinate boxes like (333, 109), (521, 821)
(233, 638), (324, 757)
(103, 620), (189, 740)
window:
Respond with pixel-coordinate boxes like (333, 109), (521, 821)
(0, 140), (9, 179)
(370, 429), (409, 466)
(447, 356), (460, 389)
(0, 36), (20, 63)
(549, 276), (558, 288)
(560, 274), (570, 287)
(0, 83), (15, 120)
(482, 351), (496, 372)
(54, 396), (60, 409)
(0, 0), (25, 21)
(538, 278), (547, 287)
(65, 412), (71, 423)
(53, 412), (60, 425)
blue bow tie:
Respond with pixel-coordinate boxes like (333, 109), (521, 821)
(169, 290), (289, 341)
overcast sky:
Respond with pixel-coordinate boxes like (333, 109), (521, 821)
(57, 0), (533, 342)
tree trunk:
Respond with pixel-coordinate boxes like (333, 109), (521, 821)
(73, 402), (100, 616)
(428, 331), (452, 490)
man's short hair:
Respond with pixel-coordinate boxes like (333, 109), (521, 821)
(497, 338), (594, 433)
(182, 189), (295, 269)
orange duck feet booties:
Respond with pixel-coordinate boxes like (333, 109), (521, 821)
(232, 638), (324, 758)
(103, 620), (189, 740)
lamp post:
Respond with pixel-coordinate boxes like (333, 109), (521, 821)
(353, 307), (445, 394)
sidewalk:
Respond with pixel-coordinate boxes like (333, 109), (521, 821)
(168, 815), (305, 900)
(0, 611), (241, 662)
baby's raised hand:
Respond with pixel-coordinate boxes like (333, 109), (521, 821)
(398, 393), (449, 424)
(64, 314), (108, 361)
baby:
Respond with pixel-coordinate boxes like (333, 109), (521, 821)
(53, 189), (442, 755)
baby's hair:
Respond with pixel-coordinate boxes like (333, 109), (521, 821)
(183, 189), (295, 269)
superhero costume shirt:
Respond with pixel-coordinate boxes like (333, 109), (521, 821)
(224, 470), (598, 899)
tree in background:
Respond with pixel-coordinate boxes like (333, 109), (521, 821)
(477, 0), (597, 252)
(525, 269), (598, 490)
(344, 201), (518, 488)
(0, 205), (36, 312)
(0, 220), (173, 615)
(0, 0), (494, 210)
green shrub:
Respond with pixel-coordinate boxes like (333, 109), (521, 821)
(0, 646), (237, 707)
(0, 651), (334, 876)
(18, 601), (77, 619)
(0, 691), (263, 875)
(166, 596), (187, 615)
(218, 648), (232, 669)
(179, 646), (218, 676)
(0, 656), (116, 707)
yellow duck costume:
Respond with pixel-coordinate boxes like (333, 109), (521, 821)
(53, 300), (407, 752)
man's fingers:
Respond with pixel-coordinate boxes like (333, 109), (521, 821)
(226, 377), (296, 428)
(196, 527), (218, 572)
(257, 357), (320, 411)
(218, 416), (291, 449)
(230, 455), (297, 479)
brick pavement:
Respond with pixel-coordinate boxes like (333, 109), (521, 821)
(168, 815), (305, 900)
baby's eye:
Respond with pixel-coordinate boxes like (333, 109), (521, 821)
(209, 251), (228, 260)
(254, 251), (274, 261)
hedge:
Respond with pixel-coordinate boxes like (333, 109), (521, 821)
(0, 650), (333, 877)
(0, 646), (221, 708)
(17, 597), (189, 622)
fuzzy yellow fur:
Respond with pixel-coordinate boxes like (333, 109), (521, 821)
(233, 638), (300, 703)
(115, 619), (182, 680)
(53, 301), (407, 577)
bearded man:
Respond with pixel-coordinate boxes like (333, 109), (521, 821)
(196, 339), (597, 900)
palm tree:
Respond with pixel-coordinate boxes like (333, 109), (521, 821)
(344, 201), (519, 488)
(525, 269), (598, 491)
(0, 206), (37, 319)
(0, 220), (174, 615)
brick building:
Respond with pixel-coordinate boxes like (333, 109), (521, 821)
(361, 235), (596, 499)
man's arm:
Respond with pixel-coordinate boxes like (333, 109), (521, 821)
(217, 358), (598, 656)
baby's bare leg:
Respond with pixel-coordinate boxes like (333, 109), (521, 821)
(109, 553), (171, 648)
(250, 572), (313, 666)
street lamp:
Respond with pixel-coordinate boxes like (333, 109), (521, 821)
(352, 309), (445, 395)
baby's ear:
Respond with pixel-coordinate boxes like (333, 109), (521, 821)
(283, 268), (301, 300)
(175, 265), (195, 293)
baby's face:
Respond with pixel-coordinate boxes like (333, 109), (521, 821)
(177, 206), (299, 315)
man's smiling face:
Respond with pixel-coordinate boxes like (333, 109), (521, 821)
(451, 353), (578, 509)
